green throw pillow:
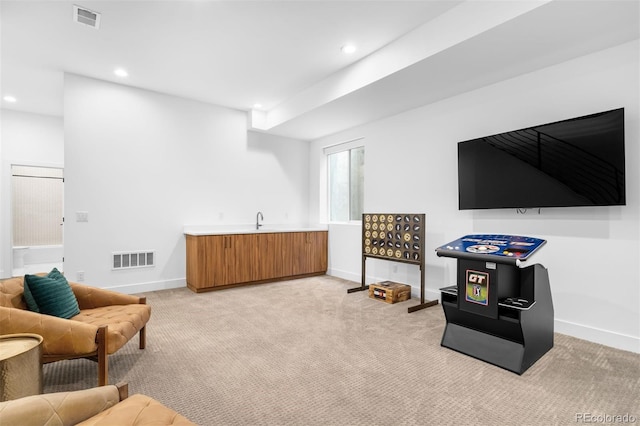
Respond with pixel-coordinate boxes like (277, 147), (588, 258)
(24, 270), (80, 319)
(22, 267), (66, 312)
(22, 280), (40, 312)
(48, 267), (65, 281)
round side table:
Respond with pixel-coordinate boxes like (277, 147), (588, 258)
(0, 333), (43, 401)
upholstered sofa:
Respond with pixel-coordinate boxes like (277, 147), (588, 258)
(0, 382), (196, 425)
(0, 274), (151, 386)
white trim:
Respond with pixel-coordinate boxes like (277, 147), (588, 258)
(327, 219), (362, 225)
(555, 318), (639, 354)
(326, 143), (365, 223)
(327, 269), (639, 353)
(93, 272), (640, 354)
(101, 278), (185, 295)
(7, 160), (64, 170)
(327, 267), (360, 283)
(322, 137), (365, 155)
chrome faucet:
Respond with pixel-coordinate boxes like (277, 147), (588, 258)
(256, 211), (264, 230)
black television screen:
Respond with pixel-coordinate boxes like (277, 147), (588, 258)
(458, 108), (625, 210)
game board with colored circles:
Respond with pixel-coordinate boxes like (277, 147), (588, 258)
(362, 213), (424, 264)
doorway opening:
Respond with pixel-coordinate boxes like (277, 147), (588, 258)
(11, 165), (64, 276)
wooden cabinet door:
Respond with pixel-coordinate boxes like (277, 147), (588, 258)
(280, 232), (294, 278)
(186, 235), (227, 289)
(186, 235), (207, 289)
(254, 233), (284, 281)
(307, 231), (328, 273)
(206, 235), (227, 287)
(290, 232), (308, 276)
(225, 234), (256, 285)
(289, 231), (328, 276)
(189, 234), (256, 287)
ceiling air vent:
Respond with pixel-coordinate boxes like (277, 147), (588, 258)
(73, 5), (101, 29)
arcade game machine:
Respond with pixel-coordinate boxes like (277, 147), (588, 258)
(436, 234), (553, 374)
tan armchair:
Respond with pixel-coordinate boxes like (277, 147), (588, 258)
(0, 275), (151, 386)
(0, 382), (196, 425)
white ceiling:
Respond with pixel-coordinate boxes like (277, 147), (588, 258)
(1, 0), (638, 141)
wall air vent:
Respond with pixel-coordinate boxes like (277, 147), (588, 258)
(73, 5), (101, 29)
(112, 251), (155, 270)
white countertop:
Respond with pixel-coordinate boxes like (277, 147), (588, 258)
(183, 224), (328, 236)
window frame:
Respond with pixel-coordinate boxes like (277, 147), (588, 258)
(324, 140), (365, 224)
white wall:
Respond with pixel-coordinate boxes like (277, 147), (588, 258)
(0, 109), (64, 278)
(310, 40), (640, 353)
(64, 74), (309, 293)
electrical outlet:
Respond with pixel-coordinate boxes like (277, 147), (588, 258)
(76, 211), (89, 222)
(77, 271), (85, 282)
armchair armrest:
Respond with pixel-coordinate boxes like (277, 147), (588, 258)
(0, 306), (99, 355)
(0, 383), (124, 426)
(70, 283), (145, 309)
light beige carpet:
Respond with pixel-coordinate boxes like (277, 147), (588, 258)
(43, 275), (640, 425)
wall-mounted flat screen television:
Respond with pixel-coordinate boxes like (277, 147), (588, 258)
(458, 108), (625, 210)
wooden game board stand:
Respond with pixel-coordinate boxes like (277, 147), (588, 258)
(348, 213), (438, 313)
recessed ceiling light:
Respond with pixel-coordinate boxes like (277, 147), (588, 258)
(3, 95), (17, 103)
(341, 44), (356, 54)
(253, 103), (263, 109)
(114, 68), (128, 77)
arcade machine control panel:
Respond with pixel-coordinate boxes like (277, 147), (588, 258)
(436, 234), (546, 264)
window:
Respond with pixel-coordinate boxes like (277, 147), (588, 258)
(328, 146), (364, 222)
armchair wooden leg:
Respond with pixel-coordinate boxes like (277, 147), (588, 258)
(116, 382), (129, 401)
(139, 326), (146, 350)
(96, 325), (108, 386)
(139, 297), (147, 350)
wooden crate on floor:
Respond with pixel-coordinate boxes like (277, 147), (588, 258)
(369, 281), (411, 304)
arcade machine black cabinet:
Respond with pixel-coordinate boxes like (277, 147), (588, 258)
(436, 234), (553, 374)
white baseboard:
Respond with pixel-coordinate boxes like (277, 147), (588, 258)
(327, 270), (638, 354)
(555, 319), (639, 354)
(326, 268), (360, 283)
(105, 272), (639, 354)
(105, 278), (186, 295)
